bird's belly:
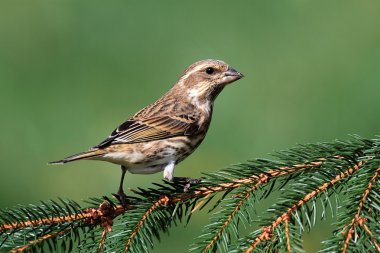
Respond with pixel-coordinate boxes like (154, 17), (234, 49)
(99, 137), (195, 170)
(128, 165), (163, 174)
(101, 150), (147, 166)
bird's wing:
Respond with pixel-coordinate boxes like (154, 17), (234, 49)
(95, 114), (199, 148)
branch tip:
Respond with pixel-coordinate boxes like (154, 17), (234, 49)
(342, 166), (380, 253)
(245, 162), (362, 253)
(124, 196), (170, 252)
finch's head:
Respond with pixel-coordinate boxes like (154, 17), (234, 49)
(176, 59), (244, 102)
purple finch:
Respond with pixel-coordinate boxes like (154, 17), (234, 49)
(50, 59), (244, 204)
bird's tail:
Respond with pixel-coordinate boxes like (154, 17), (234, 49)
(48, 149), (106, 165)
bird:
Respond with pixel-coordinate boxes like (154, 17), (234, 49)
(49, 59), (244, 205)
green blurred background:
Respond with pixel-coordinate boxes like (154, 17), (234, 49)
(1, 1), (379, 252)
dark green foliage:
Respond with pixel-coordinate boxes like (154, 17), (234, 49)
(0, 199), (94, 252)
(1, 136), (379, 252)
(320, 159), (380, 252)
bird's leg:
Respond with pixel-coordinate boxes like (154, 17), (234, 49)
(163, 161), (175, 181)
(163, 161), (200, 192)
(173, 177), (202, 192)
(114, 166), (128, 207)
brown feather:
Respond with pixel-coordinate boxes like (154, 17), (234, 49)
(96, 114), (199, 148)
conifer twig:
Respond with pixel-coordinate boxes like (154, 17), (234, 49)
(342, 166), (380, 253)
(98, 228), (108, 253)
(244, 161), (363, 253)
(10, 226), (72, 252)
(124, 196), (170, 252)
(285, 218), (291, 253)
(1, 137), (379, 253)
(362, 223), (380, 251)
(0, 202), (127, 233)
(199, 157), (336, 252)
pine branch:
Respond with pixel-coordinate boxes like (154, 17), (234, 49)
(124, 196), (170, 252)
(284, 218), (291, 253)
(192, 157), (330, 253)
(244, 161), (362, 253)
(11, 226), (73, 253)
(0, 200), (126, 232)
(0, 136), (379, 252)
(342, 165), (380, 252)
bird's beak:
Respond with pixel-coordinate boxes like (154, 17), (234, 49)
(223, 67), (244, 83)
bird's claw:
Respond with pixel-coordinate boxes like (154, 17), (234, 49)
(112, 191), (129, 207)
(173, 177), (202, 192)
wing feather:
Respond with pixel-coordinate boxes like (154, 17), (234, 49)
(95, 115), (199, 148)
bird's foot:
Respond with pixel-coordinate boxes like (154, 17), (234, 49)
(173, 177), (202, 192)
(112, 191), (129, 207)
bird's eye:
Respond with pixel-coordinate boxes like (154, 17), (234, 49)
(205, 67), (215, 75)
